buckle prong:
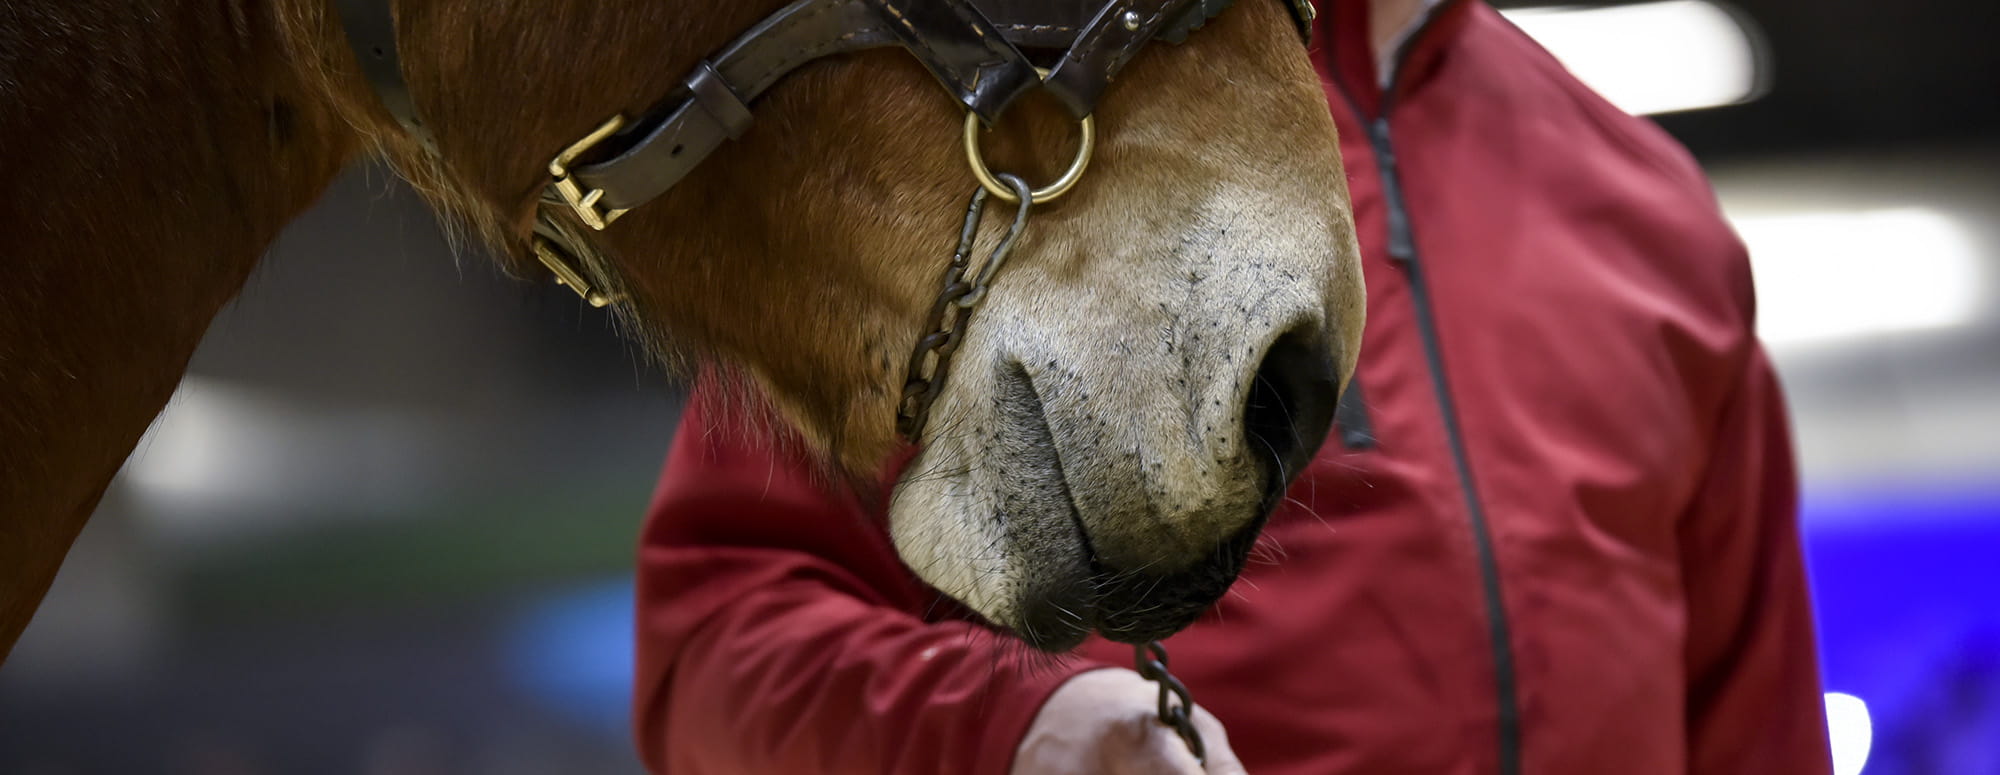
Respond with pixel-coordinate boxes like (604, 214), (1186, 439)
(532, 235), (620, 308)
(548, 115), (631, 230)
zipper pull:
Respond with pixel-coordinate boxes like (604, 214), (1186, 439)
(1335, 379), (1376, 450)
(1369, 118), (1418, 264)
(1367, 118), (1396, 167)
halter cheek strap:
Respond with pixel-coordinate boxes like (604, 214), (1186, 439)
(336, 0), (436, 153)
(333, 0), (1314, 306)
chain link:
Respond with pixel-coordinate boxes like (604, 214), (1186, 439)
(1134, 641), (1208, 763)
(897, 171), (1205, 765)
(896, 174), (1036, 440)
(896, 170), (1207, 764)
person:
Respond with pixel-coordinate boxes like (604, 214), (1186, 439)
(629, 0), (1836, 773)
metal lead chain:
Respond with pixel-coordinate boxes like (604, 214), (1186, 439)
(896, 174), (1035, 440)
(1134, 641), (1207, 764)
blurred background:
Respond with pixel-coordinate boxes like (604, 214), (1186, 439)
(2, 1), (1994, 773)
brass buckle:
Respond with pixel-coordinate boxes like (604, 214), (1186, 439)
(532, 235), (620, 308)
(548, 115), (630, 230)
(1290, 0), (1316, 25)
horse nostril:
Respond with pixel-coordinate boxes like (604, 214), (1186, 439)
(1242, 328), (1340, 506)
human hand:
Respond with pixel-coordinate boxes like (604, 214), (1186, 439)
(1011, 668), (1246, 775)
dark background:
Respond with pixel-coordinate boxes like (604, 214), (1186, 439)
(5, 2), (1995, 773)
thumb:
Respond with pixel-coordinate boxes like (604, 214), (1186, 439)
(1192, 706), (1248, 775)
(1130, 719), (1208, 775)
(1202, 747), (1249, 775)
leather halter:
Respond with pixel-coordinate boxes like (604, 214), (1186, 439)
(337, 0), (1313, 306)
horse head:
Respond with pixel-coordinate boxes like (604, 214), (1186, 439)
(297, 0), (1364, 649)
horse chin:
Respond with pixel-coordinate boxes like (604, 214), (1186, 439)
(884, 352), (1283, 651)
(885, 220), (1344, 649)
(885, 376), (1102, 651)
(885, 357), (1097, 649)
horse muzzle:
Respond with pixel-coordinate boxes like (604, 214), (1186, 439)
(991, 320), (1340, 650)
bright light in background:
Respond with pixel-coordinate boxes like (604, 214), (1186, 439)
(121, 376), (440, 544)
(1825, 692), (1873, 775)
(124, 377), (263, 504)
(1730, 207), (1983, 347)
(1501, 0), (1764, 115)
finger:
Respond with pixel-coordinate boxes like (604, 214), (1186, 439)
(1191, 707), (1249, 775)
(1122, 719), (1208, 775)
(1201, 741), (1249, 775)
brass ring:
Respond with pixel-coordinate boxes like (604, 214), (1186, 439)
(963, 107), (1095, 205)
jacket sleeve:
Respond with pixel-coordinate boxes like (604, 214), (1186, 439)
(1677, 346), (1833, 773)
(631, 395), (1105, 775)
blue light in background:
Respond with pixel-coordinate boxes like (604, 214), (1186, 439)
(1801, 482), (2000, 775)
(501, 578), (636, 735)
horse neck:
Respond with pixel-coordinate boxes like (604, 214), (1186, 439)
(0, 0), (356, 655)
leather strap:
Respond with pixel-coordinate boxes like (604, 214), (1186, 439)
(863, 0), (1041, 122)
(568, 0), (901, 212)
(1157, 0), (1244, 44)
(965, 0), (1306, 49)
(565, 0), (1247, 212)
(335, 0), (437, 152)
(1042, 0), (1202, 119)
(336, 0), (1312, 272)
(981, 1), (1098, 49)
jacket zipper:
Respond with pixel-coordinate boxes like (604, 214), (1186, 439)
(1332, 5), (1524, 774)
(1334, 379), (1376, 449)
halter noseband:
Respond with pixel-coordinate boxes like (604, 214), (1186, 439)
(336, 0), (1312, 306)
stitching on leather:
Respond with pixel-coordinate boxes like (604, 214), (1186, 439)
(874, 0), (962, 89)
(1063, 0), (1150, 71)
(1087, 0), (1178, 87)
(1096, 1), (1147, 50)
(743, 0), (866, 88)
(1110, 3), (1172, 70)
(992, 22), (1079, 33)
(942, 0), (1017, 92)
(748, 26), (888, 90)
(757, 0), (856, 55)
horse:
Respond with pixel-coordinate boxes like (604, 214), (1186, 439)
(0, 0), (1365, 657)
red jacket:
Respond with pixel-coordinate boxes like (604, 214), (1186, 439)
(632, 2), (1834, 773)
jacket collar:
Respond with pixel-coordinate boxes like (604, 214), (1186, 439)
(1313, 0), (1474, 118)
